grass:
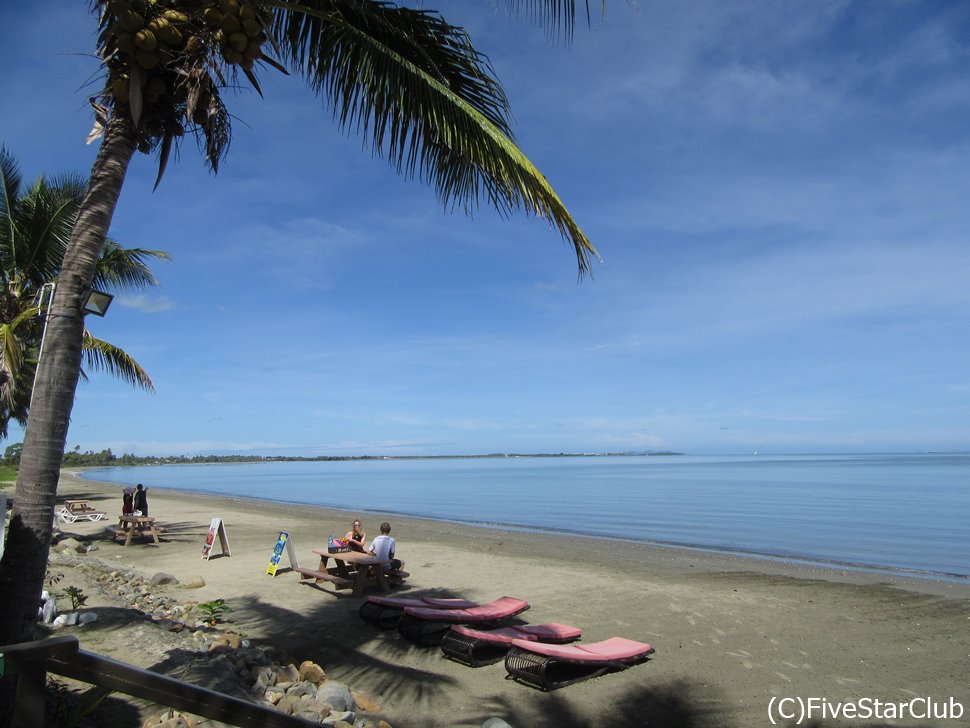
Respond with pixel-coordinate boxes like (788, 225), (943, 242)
(0, 464), (17, 488)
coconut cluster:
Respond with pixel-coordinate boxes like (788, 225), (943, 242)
(99, 0), (271, 150)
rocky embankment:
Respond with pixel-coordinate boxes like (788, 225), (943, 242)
(46, 534), (394, 728)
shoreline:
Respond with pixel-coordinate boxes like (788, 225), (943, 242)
(71, 468), (970, 595)
(52, 471), (970, 727)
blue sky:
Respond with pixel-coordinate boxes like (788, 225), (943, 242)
(3, 1), (969, 457)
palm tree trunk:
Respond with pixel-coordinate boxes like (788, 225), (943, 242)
(0, 113), (137, 654)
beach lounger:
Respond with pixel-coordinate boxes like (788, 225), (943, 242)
(441, 622), (583, 667)
(359, 594), (481, 630)
(504, 636), (655, 690)
(56, 507), (106, 524)
(398, 596), (530, 646)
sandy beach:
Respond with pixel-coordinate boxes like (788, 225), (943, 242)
(42, 471), (970, 727)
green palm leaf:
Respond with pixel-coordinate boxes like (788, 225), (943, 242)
(270, 0), (599, 274)
(81, 331), (155, 392)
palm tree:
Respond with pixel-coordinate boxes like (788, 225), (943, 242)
(0, 146), (167, 440)
(0, 0), (600, 648)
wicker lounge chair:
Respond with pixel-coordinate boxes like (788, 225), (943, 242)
(398, 596), (530, 646)
(359, 595), (481, 629)
(504, 636), (655, 690)
(440, 622), (582, 667)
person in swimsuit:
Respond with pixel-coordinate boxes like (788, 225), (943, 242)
(345, 518), (366, 551)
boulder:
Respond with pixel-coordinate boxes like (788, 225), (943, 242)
(178, 576), (206, 589)
(314, 681), (355, 713)
(298, 660), (326, 684)
(150, 572), (179, 586)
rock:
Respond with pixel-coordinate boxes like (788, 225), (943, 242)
(179, 576), (206, 589)
(150, 572), (179, 586)
(222, 633), (242, 649)
(482, 719), (514, 728)
(351, 690), (381, 712)
(314, 682), (355, 713)
(278, 663), (301, 683)
(78, 612), (98, 625)
(58, 537), (87, 554)
(263, 688), (285, 705)
(378, 721), (394, 728)
(277, 695), (302, 715)
(284, 681), (314, 698)
(209, 639), (231, 654)
(52, 612), (79, 628)
(321, 711), (355, 726)
(299, 660), (326, 684)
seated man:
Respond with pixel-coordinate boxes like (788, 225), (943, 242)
(368, 521), (404, 571)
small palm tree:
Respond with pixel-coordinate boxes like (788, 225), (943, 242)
(0, 147), (167, 439)
(1, 0), (600, 647)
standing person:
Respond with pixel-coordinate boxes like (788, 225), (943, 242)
(122, 488), (134, 516)
(368, 521), (403, 571)
(345, 519), (366, 552)
(133, 483), (149, 517)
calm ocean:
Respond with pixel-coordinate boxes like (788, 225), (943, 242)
(80, 453), (970, 581)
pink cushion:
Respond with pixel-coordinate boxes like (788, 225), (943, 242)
(405, 596), (529, 622)
(451, 625), (530, 644)
(421, 597), (480, 609)
(367, 595), (478, 609)
(509, 637), (655, 663)
(451, 622), (582, 644)
(515, 622), (582, 641)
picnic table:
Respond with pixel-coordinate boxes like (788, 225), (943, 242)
(307, 548), (406, 597)
(65, 500), (96, 514)
(114, 515), (160, 546)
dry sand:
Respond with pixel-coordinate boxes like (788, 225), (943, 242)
(47, 471), (970, 727)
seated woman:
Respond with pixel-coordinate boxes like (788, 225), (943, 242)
(345, 519), (366, 552)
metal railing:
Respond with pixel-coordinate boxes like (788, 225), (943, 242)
(0, 635), (315, 728)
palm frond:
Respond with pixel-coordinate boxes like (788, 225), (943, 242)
(272, 1), (599, 274)
(0, 145), (25, 289)
(81, 330), (156, 393)
(94, 241), (171, 292)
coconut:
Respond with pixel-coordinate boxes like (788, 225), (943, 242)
(119, 9), (145, 32)
(228, 31), (248, 52)
(163, 10), (189, 24)
(147, 17), (170, 34)
(241, 18), (261, 38)
(115, 32), (137, 56)
(220, 0), (240, 16)
(112, 77), (130, 104)
(108, 0), (132, 16)
(203, 8), (223, 27)
(134, 29), (158, 51)
(134, 49), (159, 69)
(157, 24), (184, 47)
(243, 42), (262, 61)
(222, 48), (244, 65)
(221, 14), (241, 34)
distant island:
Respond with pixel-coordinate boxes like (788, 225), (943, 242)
(6, 448), (686, 468)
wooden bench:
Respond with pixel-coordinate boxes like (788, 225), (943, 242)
(293, 566), (353, 589)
